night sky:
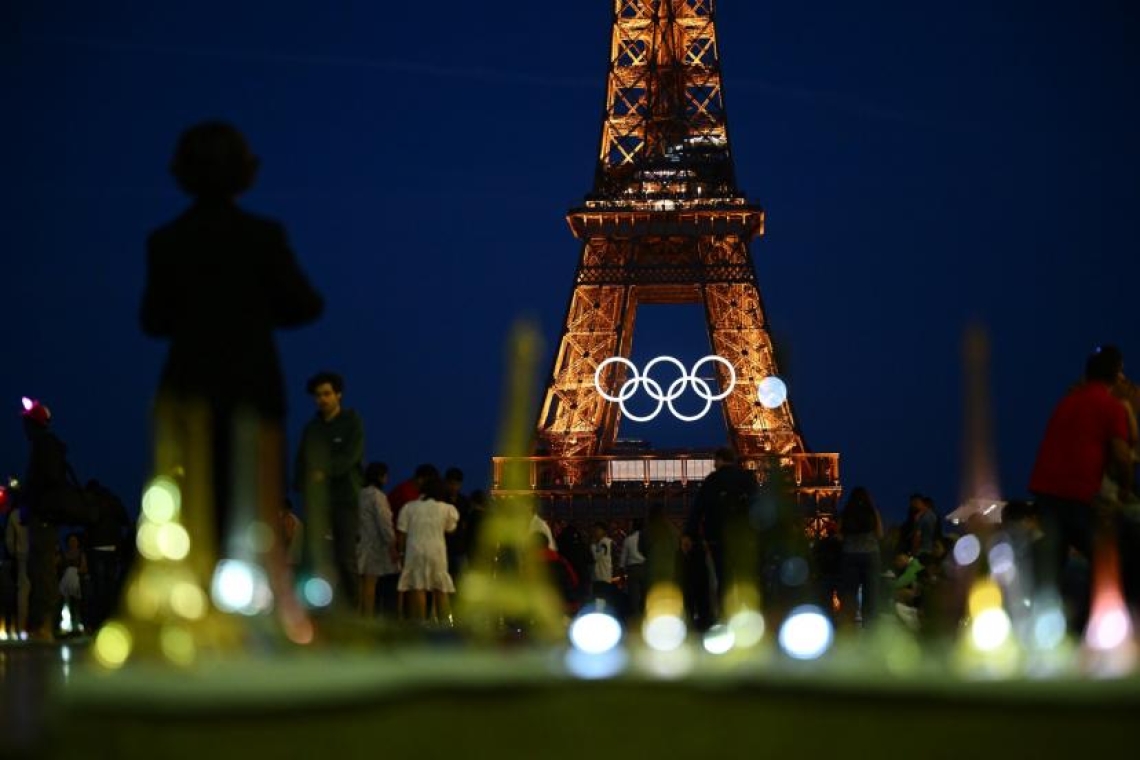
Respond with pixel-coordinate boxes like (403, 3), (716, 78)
(3, 1), (1137, 526)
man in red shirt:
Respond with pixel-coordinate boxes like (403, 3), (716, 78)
(388, 463), (439, 520)
(1029, 345), (1133, 620)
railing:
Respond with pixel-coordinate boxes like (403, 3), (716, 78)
(490, 452), (841, 494)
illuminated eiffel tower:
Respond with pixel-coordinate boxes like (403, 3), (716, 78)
(493, 0), (839, 521)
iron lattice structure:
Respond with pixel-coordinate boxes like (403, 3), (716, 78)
(495, 0), (839, 515)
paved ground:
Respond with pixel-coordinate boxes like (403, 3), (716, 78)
(0, 638), (83, 758)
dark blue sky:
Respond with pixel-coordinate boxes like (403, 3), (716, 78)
(3, 1), (1137, 525)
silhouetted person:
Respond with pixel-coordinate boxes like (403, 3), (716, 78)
(682, 447), (758, 624)
(83, 479), (130, 629)
(140, 122), (323, 549)
(20, 399), (64, 640)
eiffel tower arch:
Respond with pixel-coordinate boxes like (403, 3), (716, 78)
(493, 0), (840, 524)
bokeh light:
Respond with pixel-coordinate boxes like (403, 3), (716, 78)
(970, 608), (1012, 651)
(702, 624), (735, 655)
(212, 560), (255, 613)
(569, 611), (623, 655)
(156, 523), (191, 561)
(778, 605), (834, 660)
(954, 534), (982, 566)
(642, 613), (687, 652)
(141, 477), (180, 524)
(757, 376), (788, 408)
(727, 609), (766, 649)
(93, 623), (132, 669)
(302, 577), (334, 609)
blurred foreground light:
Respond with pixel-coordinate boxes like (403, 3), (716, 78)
(954, 534), (981, 566)
(93, 623), (132, 669)
(141, 477), (180, 524)
(21, 396), (34, 412)
(970, 608), (1012, 651)
(212, 559), (270, 615)
(156, 524), (190, 561)
(569, 610), (623, 655)
(301, 577), (333, 609)
(1086, 607), (1132, 651)
(779, 557), (809, 587)
(988, 542), (1015, 574)
(643, 613), (687, 652)
(170, 582), (207, 621)
(136, 523), (163, 561)
(160, 625), (196, 666)
(1033, 607), (1067, 651)
(727, 609), (766, 649)
(778, 605), (833, 660)
(702, 624), (735, 655)
(968, 580), (1003, 618)
(565, 647), (627, 680)
(757, 376), (788, 409)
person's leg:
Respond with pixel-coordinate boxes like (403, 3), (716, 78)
(26, 522), (59, 639)
(407, 590), (427, 620)
(359, 575), (377, 617)
(330, 506), (360, 608)
(432, 590), (451, 623)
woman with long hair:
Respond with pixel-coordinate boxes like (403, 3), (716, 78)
(838, 486), (883, 627)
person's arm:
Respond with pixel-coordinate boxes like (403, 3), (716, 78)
(619, 539), (630, 570)
(1111, 436), (1134, 498)
(266, 224), (324, 328)
(444, 505), (459, 534)
(140, 235), (176, 337)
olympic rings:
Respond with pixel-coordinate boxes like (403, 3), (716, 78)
(593, 355), (737, 422)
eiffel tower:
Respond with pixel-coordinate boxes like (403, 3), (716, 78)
(492, 0), (839, 522)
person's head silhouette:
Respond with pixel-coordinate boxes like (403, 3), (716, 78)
(170, 121), (259, 201)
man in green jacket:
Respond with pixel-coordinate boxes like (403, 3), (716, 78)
(295, 371), (364, 608)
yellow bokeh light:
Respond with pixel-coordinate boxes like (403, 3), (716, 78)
(156, 523), (191, 561)
(126, 577), (162, 618)
(93, 623), (132, 669)
(160, 625), (196, 666)
(141, 477), (180, 524)
(968, 580), (1004, 617)
(136, 523), (163, 561)
(170, 582), (207, 620)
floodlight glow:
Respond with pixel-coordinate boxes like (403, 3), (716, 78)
(702, 624), (735, 655)
(642, 613), (687, 652)
(21, 397), (33, 411)
(569, 611), (623, 655)
(954, 534), (982, 566)
(757, 376), (787, 408)
(777, 605), (834, 660)
(970, 608), (1012, 651)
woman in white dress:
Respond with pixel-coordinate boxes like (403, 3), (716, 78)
(358, 462), (398, 617)
(397, 476), (459, 622)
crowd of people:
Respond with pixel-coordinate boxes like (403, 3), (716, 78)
(3, 122), (1134, 650)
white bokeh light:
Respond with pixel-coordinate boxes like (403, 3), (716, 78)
(702, 624), (735, 655)
(727, 609), (766, 648)
(954, 534), (982, 566)
(757, 376), (787, 409)
(643, 614), (687, 652)
(777, 605), (833, 660)
(1086, 608), (1132, 651)
(970, 608), (1012, 651)
(212, 560), (256, 614)
(302, 577), (334, 608)
(569, 611), (623, 655)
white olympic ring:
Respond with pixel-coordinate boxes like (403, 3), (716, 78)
(593, 355), (737, 422)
